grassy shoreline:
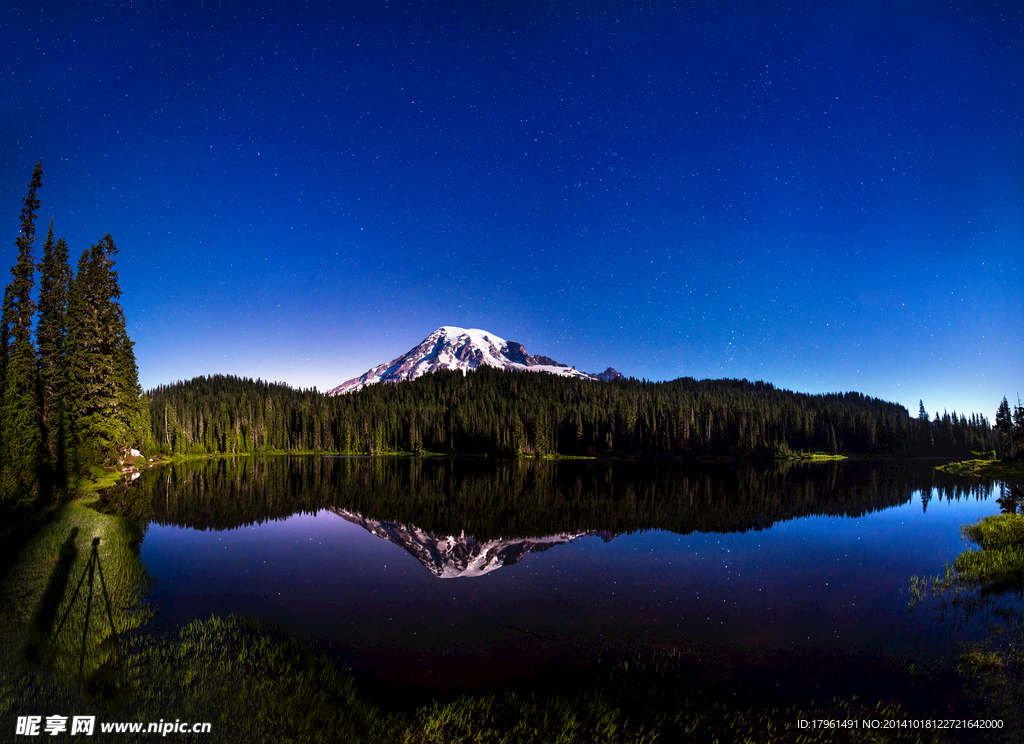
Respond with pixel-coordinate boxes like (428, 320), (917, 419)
(149, 449), (853, 464)
(936, 457), (1024, 481)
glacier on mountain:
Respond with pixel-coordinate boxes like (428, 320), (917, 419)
(327, 326), (622, 395)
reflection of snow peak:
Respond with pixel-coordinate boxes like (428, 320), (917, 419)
(327, 326), (622, 395)
(332, 508), (615, 578)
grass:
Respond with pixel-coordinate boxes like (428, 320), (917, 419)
(403, 689), (632, 744)
(784, 452), (847, 461)
(957, 515), (1024, 593)
(401, 651), (950, 744)
(909, 513), (1024, 601)
(1, 613), (397, 743)
(0, 487), (155, 718)
(155, 450), (472, 462)
(907, 513), (1023, 739)
(955, 633), (1024, 737)
(122, 615), (397, 743)
(936, 457), (1024, 480)
(2, 605), (958, 743)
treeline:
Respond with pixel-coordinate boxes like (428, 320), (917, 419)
(0, 161), (150, 502)
(147, 367), (998, 459)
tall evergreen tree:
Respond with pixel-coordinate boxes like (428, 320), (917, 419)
(995, 396), (1014, 460)
(1, 160), (44, 498)
(1011, 396), (1024, 461)
(36, 220), (73, 477)
(66, 243), (116, 472)
(65, 234), (149, 473)
(0, 284), (12, 447)
(112, 292), (151, 454)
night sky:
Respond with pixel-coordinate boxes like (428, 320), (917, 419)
(2, 0), (1021, 420)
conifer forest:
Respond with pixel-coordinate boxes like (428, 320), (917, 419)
(148, 368), (1001, 460)
(0, 162), (150, 503)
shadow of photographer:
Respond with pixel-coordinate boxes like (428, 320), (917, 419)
(23, 533), (121, 692)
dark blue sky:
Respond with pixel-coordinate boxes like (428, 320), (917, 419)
(2, 0), (1020, 419)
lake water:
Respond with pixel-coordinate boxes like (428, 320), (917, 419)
(109, 457), (1005, 697)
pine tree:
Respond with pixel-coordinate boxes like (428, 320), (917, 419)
(65, 234), (149, 473)
(995, 397), (1014, 460)
(0, 284), (12, 449)
(112, 296), (151, 455)
(66, 244), (120, 472)
(1012, 396), (1024, 461)
(1, 161), (44, 499)
(36, 220), (73, 477)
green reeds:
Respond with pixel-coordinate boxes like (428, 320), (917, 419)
(909, 514), (1024, 608)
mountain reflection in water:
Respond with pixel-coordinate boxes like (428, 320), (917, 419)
(105, 455), (986, 539)
(113, 456), (1002, 693)
(333, 508), (616, 578)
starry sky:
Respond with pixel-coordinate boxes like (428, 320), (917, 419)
(1, 0), (1021, 420)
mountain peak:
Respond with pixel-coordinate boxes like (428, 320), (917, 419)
(327, 326), (618, 395)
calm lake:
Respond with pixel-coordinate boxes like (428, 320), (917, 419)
(106, 457), (1004, 699)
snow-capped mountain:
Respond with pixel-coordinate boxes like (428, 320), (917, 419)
(327, 326), (623, 395)
(331, 508), (617, 578)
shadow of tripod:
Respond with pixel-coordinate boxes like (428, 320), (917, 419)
(48, 537), (121, 680)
